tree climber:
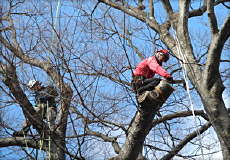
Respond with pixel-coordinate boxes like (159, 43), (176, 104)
(131, 49), (173, 95)
(13, 80), (58, 136)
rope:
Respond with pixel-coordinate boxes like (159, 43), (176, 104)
(22, 127), (30, 160)
(47, 0), (61, 84)
(39, 103), (45, 160)
(154, 86), (166, 103)
(20, 0), (61, 156)
(47, 101), (51, 160)
(172, 29), (204, 159)
(45, 0), (61, 158)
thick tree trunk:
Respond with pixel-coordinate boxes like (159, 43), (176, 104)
(198, 47), (230, 160)
(200, 78), (230, 160)
(117, 80), (175, 160)
(205, 99), (230, 160)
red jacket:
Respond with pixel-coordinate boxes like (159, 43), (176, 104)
(133, 56), (171, 79)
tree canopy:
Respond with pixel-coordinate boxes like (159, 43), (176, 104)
(0, 0), (229, 159)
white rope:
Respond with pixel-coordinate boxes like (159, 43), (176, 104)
(172, 29), (205, 159)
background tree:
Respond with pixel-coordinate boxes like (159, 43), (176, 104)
(0, 0), (229, 159)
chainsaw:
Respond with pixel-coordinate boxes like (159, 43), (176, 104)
(168, 79), (187, 90)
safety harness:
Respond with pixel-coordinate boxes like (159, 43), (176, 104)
(132, 75), (146, 84)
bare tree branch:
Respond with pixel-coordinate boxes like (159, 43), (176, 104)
(160, 122), (212, 160)
(207, 0), (218, 35)
(152, 110), (209, 127)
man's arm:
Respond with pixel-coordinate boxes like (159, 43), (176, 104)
(155, 65), (171, 79)
(148, 57), (171, 79)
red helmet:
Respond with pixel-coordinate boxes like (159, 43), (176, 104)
(157, 49), (169, 62)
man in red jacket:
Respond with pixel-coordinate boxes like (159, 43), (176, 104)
(132, 49), (173, 95)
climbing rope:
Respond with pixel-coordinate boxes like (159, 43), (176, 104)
(45, 0), (61, 159)
(47, 0), (61, 84)
(39, 103), (45, 160)
(48, 0), (61, 60)
(47, 101), (51, 160)
(172, 29), (205, 159)
(22, 127), (30, 160)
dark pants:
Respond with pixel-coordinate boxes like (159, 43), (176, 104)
(131, 77), (161, 95)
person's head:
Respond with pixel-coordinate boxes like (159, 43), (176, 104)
(155, 49), (170, 65)
(27, 80), (42, 91)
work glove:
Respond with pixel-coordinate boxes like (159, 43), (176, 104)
(167, 76), (174, 83)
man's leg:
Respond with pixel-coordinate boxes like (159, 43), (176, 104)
(137, 78), (161, 94)
(131, 79), (144, 95)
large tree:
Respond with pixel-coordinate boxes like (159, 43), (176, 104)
(0, 0), (229, 159)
